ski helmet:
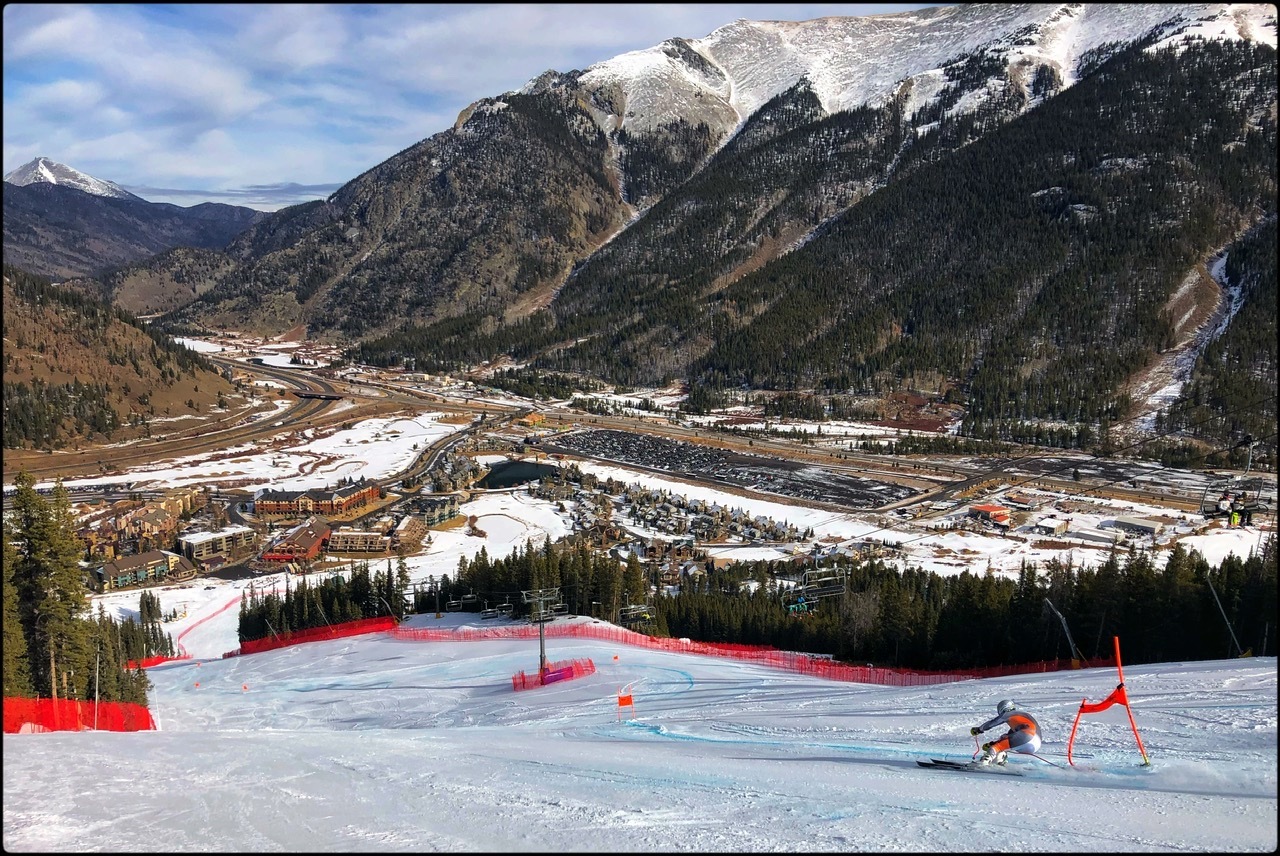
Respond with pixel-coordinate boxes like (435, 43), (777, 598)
(996, 699), (1017, 715)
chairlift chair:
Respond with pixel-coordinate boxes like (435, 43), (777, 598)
(1198, 436), (1270, 522)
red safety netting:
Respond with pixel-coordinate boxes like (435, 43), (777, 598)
(392, 621), (1114, 687)
(126, 654), (191, 670)
(512, 658), (597, 691)
(3, 697), (156, 733)
(234, 615), (398, 656)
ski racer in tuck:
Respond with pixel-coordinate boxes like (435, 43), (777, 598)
(970, 699), (1040, 765)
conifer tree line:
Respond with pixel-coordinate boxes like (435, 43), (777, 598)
(238, 558), (412, 643)
(408, 537), (650, 624)
(3, 472), (171, 705)
(438, 534), (1276, 671)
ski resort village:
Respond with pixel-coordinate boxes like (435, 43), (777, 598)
(4, 3), (1278, 852)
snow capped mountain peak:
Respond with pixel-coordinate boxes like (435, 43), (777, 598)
(3, 156), (142, 201)
(564, 3), (1277, 138)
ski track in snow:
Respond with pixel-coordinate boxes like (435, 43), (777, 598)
(4, 609), (1275, 852)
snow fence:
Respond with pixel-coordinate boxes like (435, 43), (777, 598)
(3, 697), (156, 733)
(511, 658), (597, 691)
(391, 621), (1113, 686)
(230, 615), (398, 657)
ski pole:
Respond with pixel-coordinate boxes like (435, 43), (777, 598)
(1030, 752), (1064, 768)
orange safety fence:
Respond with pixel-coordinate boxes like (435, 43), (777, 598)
(392, 621), (1113, 687)
(3, 697), (156, 733)
(233, 615), (398, 657)
(126, 654), (191, 670)
(511, 658), (597, 691)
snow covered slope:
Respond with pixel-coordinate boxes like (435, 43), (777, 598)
(2, 608), (1275, 851)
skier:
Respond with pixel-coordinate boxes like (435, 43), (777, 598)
(969, 699), (1041, 765)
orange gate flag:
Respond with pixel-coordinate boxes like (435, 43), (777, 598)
(617, 684), (635, 721)
(1066, 635), (1150, 767)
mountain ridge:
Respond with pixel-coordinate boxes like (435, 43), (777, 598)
(2, 179), (269, 287)
(7, 3), (1275, 456)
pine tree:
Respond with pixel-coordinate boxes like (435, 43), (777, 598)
(623, 553), (647, 607)
(2, 531), (33, 697)
(10, 473), (91, 700)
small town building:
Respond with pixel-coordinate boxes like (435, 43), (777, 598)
(1112, 516), (1163, 537)
(392, 514), (427, 546)
(178, 525), (256, 562)
(253, 478), (380, 518)
(94, 550), (196, 592)
(261, 518), (330, 562)
(408, 494), (460, 525)
(326, 529), (391, 553)
(1031, 516), (1070, 537)
(969, 504), (1012, 526)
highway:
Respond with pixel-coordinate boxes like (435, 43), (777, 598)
(4, 357), (1257, 519)
(2, 357), (399, 483)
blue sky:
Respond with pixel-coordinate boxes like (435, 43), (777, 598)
(2, 3), (939, 210)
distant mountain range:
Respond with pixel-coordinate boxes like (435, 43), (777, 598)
(2, 157), (267, 284)
(3, 3), (1276, 457)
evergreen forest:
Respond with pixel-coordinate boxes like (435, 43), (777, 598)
(237, 558), (412, 643)
(3, 264), (232, 450)
(3, 471), (174, 706)
(433, 534), (1276, 671)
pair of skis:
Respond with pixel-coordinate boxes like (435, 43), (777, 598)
(916, 757), (1024, 776)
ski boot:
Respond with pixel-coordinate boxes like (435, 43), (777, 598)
(977, 744), (1008, 766)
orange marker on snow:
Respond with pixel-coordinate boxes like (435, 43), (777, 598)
(617, 683), (635, 721)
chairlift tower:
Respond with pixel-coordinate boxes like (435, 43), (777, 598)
(522, 587), (561, 673)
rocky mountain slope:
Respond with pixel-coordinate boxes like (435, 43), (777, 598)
(33, 4), (1279, 448)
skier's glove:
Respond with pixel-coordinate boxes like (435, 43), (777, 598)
(970, 727), (981, 736)
(981, 742), (993, 752)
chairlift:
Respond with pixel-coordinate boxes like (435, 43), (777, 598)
(618, 604), (652, 623)
(445, 599), (464, 611)
(1198, 436), (1269, 524)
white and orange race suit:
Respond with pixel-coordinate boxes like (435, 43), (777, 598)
(974, 708), (1042, 755)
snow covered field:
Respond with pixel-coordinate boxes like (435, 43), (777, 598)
(3, 608), (1275, 852)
